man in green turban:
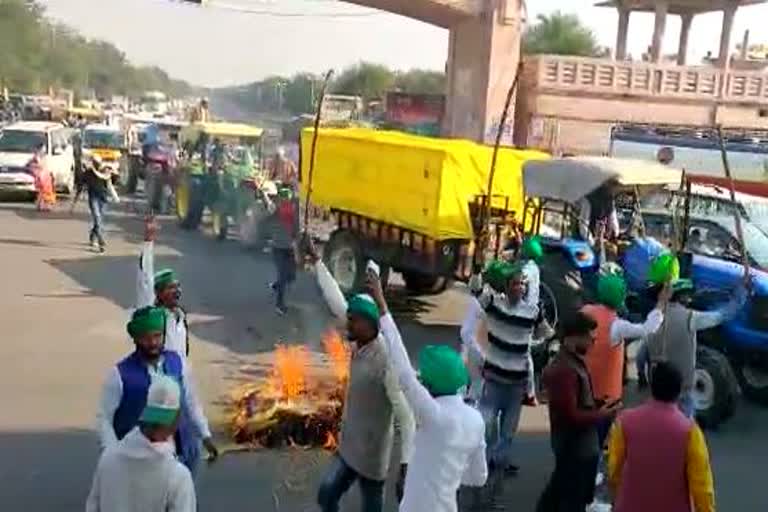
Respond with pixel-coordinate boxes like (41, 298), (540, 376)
(367, 270), (488, 511)
(137, 217), (189, 358)
(96, 306), (218, 475)
(304, 240), (415, 511)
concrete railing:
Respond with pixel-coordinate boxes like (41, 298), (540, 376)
(526, 55), (768, 103)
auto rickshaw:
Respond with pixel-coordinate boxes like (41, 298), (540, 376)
(176, 122), (266, 240)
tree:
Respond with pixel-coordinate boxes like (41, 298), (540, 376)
(523, 11), (599, 57)
(394, 69), (445, 95)
(284, 73), (320, 115)
(331, 62), (395, 101)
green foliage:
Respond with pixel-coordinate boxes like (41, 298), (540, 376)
(0, 0), (192, 98)
(523, 11), (600, 57)
(217, 62), (446, 115)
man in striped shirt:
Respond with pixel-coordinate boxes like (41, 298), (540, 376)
(464, 260), (538, 476)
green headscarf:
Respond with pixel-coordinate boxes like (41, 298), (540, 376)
(418, 345), (469, 396)
(347, 294), (380, 326)
(154, 268), (178, 291)
(648, 253), (680, 285)
(127, 306), (166, 339)
(521, 236), (544, 262)
(597, 273), (627, 309)
(483, 260), (524, 292)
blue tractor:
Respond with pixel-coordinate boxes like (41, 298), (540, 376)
(522, 156), (768, 428)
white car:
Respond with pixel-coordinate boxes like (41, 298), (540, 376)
(0, 121), (76, 195)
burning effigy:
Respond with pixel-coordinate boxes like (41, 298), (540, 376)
(230, 330), (350, 450)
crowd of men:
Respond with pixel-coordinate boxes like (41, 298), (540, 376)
(79, 179), (743, 512)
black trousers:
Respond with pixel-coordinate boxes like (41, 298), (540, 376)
(536, 450), (599, 512)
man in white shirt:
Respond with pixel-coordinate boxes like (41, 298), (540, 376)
(87, 374), (196, 512)
(137, 217), (189, 358)
(96, 306), (218, 475)
(367, 269), (487, 512)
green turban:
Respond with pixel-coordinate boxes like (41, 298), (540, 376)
(278, 187), (293, 200)
(347, 294), (380, 326)
(127, 306), (166, 339)
(154, 269), (178, 291)
(521, 236), (544, 262)
(483, 260), (524, 292)
(418, 345), (469, 396)
(648, 253), (680, 285)
(597, 273), (627, 309)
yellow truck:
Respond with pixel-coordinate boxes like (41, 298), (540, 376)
(300, 127), (548, 294)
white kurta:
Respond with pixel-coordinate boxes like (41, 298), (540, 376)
(136, 241), (188, 358)
(96, 356), (212, 450)
(379, 313), (487, 512)
(85, 427), (196, 512)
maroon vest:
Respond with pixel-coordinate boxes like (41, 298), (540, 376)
(615, 400), (694, 512)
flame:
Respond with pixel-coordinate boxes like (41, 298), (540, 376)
(268, 345), (310, 401)
(323, 431), (338, 450)
(322, 329), (351, 384)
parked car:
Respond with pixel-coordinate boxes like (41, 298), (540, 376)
(0, 121), (76, 196)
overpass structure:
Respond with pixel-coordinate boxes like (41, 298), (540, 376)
(344, 0), (525, 144)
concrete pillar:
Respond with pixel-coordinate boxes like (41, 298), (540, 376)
(677, 13), (693, 65)
(615, 7), (630, 60)
(718, 2), (738, 69)
(650, 0), (668, 63)
(444, 0), (522, 143)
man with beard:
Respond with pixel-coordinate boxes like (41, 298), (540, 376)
(536, 311), (621, 512)
(305, 240), (415, 512)
(96, 306), (218, 474)
(137, 217), (190, 358)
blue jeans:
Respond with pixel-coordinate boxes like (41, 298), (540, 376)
(479, 377), (526, 468)
(317, 455), (384, 512)
(679, 390), (695, 418)
(636, 341), (650, 382)
(88, 193), (107, 246)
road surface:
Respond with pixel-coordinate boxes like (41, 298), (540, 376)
(0, 198), (766, 511)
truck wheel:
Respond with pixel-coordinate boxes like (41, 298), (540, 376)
(402, 272), (450, 295)
(694, 346), (739, 429)
(539, 251), (584, 322)
(323, 230), (365, 295)
(734, 359), (768, 405)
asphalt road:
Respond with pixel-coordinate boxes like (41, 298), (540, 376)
(0, 198), (766, 511)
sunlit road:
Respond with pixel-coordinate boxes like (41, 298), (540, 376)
(0, 198), (766, 511)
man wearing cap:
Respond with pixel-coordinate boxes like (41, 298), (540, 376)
(461, 257), (539, 476)
(368, 271), (487, 512)
(305, 241), (415, 512)
(87, 374), (196, 512)
(646, 257), (748, 418)
(74, 154), (113, 252)
(96, 306), (218, 474)
(137, 217), (189, 357)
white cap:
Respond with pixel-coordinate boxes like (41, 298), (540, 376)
(139, 374), (181, 426)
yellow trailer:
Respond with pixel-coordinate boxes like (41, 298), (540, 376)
(299, 127), (548, 294)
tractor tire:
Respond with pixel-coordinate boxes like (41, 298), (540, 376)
(694, 346), (739, 429)
(179, 177), (205, 230)
(402, 272), (450, 295)
(539, 251), (585, 322)
(734, 358), (768, 405)
(323, 230), (366, 296)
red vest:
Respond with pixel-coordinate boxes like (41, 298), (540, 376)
(582, 304), (623, 402)
(615, 401), (694, 512)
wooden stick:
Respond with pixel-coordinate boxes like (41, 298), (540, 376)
(475, 61), (524, 267)
(303, 70), (334, 232)
(715, 125), (751, 279)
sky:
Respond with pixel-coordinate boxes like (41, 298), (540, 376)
(37, 0), (768, 87)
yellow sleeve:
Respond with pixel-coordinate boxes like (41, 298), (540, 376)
(607, 420), (626, 493)
(687, 425), (715, 512)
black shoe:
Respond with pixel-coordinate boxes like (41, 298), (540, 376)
(638, 374), (649, 390)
